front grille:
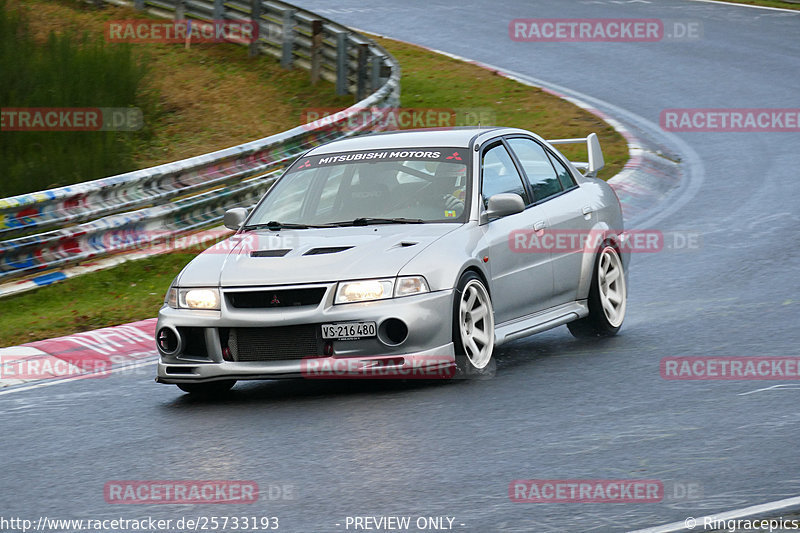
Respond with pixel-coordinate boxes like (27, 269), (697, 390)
(226, 287), (326, 309)
(227, 325), (321, 361)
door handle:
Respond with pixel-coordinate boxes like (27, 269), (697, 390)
(533, 220), (546, 232)
(581, 205), (593, 216)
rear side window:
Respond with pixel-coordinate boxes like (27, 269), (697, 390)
(506, 138), (563, 202)
(481, 143), (528, 207)
(548, 152), (577, 190)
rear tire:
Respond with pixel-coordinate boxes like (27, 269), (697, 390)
(568, 245), (627, 338)
(176, 380), (236, 395)
(453, 272), (495, 377)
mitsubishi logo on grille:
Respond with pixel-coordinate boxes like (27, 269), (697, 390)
(270, 294), (281, 305)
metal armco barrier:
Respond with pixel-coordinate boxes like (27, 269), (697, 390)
(0, 0), (400, 287)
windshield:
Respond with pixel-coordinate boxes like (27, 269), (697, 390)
(247, 147), (471, 227)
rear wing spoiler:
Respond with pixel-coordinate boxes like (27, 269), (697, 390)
(546, 133), (605, 178)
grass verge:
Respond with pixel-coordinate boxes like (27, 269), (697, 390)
(2, 0), (351, 196)
(0, 3), (628, 347)
(2, 254), (193, 343)
(0, 0), (154, 197)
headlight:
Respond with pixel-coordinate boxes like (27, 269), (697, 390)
(394, 276), (429, 297)
(335, 279), (394, 304)
(179, 288), (221, 310)
(334, 276), (430, 304)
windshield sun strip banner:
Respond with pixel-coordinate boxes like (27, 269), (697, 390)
(288, 147), (468, 173)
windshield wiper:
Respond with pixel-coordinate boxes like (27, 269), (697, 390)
(332, 217), (426, 227)
(243, 221), (334, 231)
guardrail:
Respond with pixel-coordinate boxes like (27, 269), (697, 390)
(0, 0), (400, 286)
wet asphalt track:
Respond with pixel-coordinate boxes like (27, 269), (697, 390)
(2, 1), (800, 531)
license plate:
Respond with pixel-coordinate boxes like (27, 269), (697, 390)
(321, 321), (377, 340)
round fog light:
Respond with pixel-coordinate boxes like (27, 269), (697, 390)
(379, 318), (409, 346)
(156, 327), (181, 355)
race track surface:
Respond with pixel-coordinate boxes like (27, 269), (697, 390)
(1, 1), (799, 531)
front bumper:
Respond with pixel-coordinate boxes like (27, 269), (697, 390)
(155, 286), (455, 383)
(156, 343), (455, 382)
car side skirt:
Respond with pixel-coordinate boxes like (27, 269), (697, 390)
(495, 300), (589, 346)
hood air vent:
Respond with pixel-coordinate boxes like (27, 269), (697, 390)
(303, 246), (353, 255)
(250, 249), (291, 257)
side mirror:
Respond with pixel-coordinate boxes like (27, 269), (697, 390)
(223, 207), (248, 231)
(481, 193), (525, 223)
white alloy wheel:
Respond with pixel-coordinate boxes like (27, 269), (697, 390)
(597, 246), (626, 327)
(458, 279), (495, 369)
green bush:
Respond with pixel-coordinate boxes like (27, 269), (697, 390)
(0, 0), (155, 197)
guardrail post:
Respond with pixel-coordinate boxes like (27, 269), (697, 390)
(281, 9), (295, 69)
(370, 54), (382, 93)
(213, 0), (224, 21)
(381, 63), (393, 85)
(249, 0), (262, 57)
(356, 43), (368, 101)
(310, 20), (323, 85)
(174, 0), (184, 20)
(335, 31), (348, 95)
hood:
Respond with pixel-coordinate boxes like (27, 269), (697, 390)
(176, 224), (459, 287)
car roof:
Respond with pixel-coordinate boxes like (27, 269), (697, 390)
(307, 127), (509, 155)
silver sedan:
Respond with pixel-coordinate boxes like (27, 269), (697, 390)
(155, 127), (629, 394)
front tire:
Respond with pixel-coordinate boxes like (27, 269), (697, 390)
(453, 272), (495, 375)
(568, 245), (627, 338)
(176, 380), (236, 395)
